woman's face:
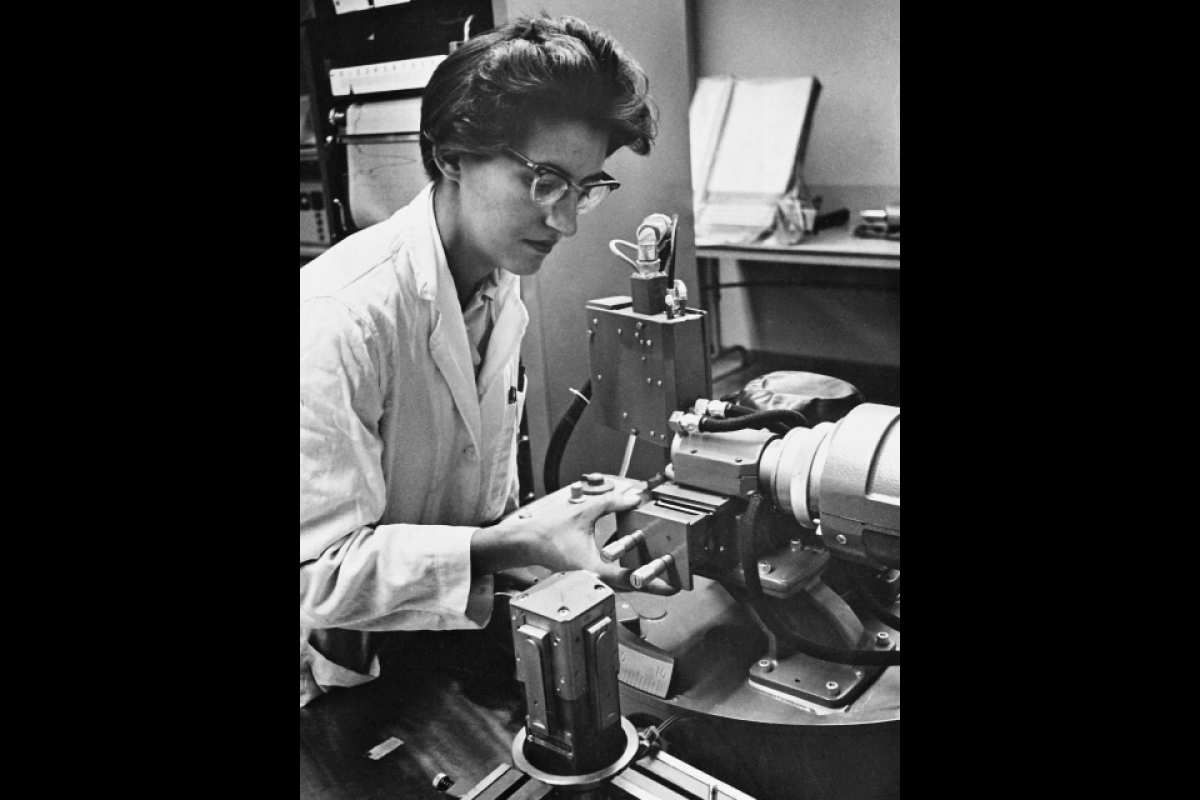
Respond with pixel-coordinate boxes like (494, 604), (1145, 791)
(453, 117), (609, 278)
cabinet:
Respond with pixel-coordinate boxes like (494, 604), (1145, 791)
(298, 0), (496, 264)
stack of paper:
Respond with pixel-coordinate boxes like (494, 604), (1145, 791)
(691, 76), (821, 246)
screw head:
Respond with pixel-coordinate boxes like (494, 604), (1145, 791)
(876, 632), (892, 648)
(826, 681), (841, 697)
(558, 607), (571, 617)
(758, 659), (774, 673)
(759, 561), (774, 575)
(836, 534), (848, 545)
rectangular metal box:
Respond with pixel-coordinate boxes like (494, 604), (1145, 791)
(586, 296), (712, 449)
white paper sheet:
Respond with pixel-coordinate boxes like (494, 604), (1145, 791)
(348, 139), (429, 229)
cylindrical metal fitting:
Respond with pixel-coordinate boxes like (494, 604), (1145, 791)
(631, 554), (675, 590)
(601, 530), (646, 564)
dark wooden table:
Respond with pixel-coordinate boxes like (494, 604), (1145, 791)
(299, 630), (526, 800)
(300, 614), (900, 800)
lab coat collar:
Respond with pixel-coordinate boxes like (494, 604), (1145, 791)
(400, 182), (484, 447)
(401, 183), (529, 401)
(404, 182), (441, 304)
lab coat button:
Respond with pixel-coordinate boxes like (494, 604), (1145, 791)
(464, 445), (477, 461)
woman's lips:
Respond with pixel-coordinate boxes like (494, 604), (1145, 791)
(524, 239), (555, 255)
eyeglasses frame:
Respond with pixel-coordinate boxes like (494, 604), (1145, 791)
(502, 146), (621, 213)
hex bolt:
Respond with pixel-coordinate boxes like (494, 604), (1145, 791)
(826, 681), (841, 698)
(759, 561), (774, 575)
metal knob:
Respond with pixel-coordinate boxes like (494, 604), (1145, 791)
(601, 530), (646, 564)
(631, 553), (675, 590)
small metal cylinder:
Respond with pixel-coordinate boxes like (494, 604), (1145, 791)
(631, 554), (675, 590)
(601, 530), (646, 564)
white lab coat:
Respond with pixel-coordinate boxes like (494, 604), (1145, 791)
(299, 183), (529, 706)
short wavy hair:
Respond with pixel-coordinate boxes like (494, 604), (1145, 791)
(420, 15), (657, 181)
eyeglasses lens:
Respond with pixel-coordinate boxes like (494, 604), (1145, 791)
(530, 174), (612, 214)
(531, 174), (568, 206)
(576, 185), (610, 214)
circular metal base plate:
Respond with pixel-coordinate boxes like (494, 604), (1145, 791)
(511, 717), (639, 790)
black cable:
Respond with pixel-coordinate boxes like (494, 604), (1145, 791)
(700, 408), (808, 433)
(736, 496), (901, 668)
(851, 571), (902, 631)
(543, 381), (593, 494)
(666, 214), (679, 286)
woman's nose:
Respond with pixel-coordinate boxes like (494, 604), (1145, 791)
(545, 195), (579, 238)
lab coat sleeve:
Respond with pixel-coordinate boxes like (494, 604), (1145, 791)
(299, 297), (492, 633)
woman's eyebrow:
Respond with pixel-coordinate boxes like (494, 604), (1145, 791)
(541, 160), (608, 183)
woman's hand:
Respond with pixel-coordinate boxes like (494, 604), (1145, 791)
(472, 485), (679, 596)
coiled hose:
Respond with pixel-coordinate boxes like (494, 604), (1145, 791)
(701, 408), (809, 435)
(738, 495), (900, 667)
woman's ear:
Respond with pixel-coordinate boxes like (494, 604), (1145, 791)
(432, 146), (464, 184)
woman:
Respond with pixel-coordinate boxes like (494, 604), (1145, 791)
(300, 15), (667, 708)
